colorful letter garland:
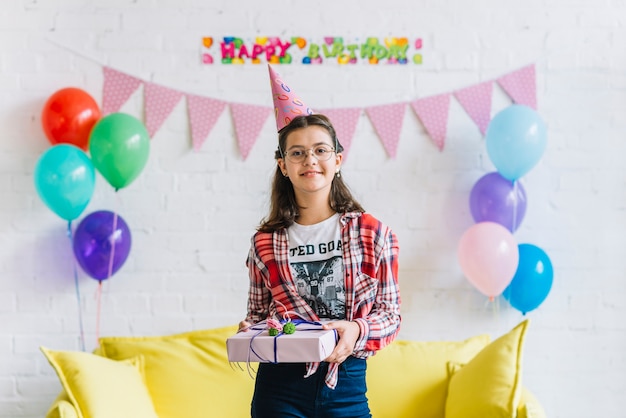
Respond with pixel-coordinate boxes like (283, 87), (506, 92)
(202, 36), (423, 65)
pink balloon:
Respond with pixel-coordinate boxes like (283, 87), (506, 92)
(457, 222), (520, 300)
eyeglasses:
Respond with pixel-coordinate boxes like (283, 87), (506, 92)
(282, 145), (336, 163)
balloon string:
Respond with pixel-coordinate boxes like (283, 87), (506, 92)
(512, 180), (518, 233)
(67, 221), (86, 352)
(96, 206), (120, 345)
(107, 212), (119, 281)
(95, 280), (103, 343)
(492, 296), (500, 319)
(484, 296), (500, 319)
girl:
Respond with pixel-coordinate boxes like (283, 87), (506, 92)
(239, 114), (401, 418)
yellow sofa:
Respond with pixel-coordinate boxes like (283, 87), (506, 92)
(42, 320), (546, 418)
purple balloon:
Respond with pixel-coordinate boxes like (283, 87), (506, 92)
(73, 210), (131, 281)
(469, 172), (527, 232)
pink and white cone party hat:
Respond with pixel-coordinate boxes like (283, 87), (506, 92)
(268, 65), (313, 131)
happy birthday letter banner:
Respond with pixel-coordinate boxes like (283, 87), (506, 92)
(102, 64), (536, 160)
(201, 36), (424, 65)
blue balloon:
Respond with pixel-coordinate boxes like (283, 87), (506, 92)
(486, 105), (547, 181)
(503, 243), (553, 314)
(34, 144), (96, 221)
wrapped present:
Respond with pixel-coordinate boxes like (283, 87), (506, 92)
(226, 320), (338, 363)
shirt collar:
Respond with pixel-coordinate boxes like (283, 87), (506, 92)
(339, 211), (362, 226)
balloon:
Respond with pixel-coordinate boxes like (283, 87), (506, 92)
(469, 172), (527, 232)
(485, 105), (547, 181)
(457, 222), (519, 300)
(41, 87), (101, 151)
(89, 113), (150, 190)
(503, 244), (553, 314)
(34, 144), (96, 221)
(73, 210), (132, 281)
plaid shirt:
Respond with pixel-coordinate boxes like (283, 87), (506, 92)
(245, 212), (401, 388)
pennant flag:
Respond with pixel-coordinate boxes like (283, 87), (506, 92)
(230, 103), (271, 160)
(365, 103), (406, 159)
(497, 64), (537, 110)
(454, 81), (494, 135)
(411, 93), (451, 151)
(186, 95), (227, 151)
(144, 82), (184, 138)
(95, 64), (536, 159)
(102, 66), (143, 115)
(317, 108), (361, 161)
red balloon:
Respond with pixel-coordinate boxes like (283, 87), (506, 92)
(41, 87), (101, 151)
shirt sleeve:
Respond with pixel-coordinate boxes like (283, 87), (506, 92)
(353, 219), (401, 353)
(244, 234), (272, 324)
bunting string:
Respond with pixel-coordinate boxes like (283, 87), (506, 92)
(47, 37), (537, 160)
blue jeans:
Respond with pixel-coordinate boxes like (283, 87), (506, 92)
(251, 356), (371, 418)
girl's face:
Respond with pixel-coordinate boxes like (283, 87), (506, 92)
(278, 125), (342, 199)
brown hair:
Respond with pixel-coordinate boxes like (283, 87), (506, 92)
(258, 114), (365, 232)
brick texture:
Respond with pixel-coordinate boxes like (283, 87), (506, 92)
(0, 1), (624, 417)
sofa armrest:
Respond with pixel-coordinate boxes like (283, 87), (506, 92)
(517, 387), (547, 418)
(45, 390), (78, 418)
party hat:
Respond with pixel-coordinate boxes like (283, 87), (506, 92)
(268, 65), (313, 131)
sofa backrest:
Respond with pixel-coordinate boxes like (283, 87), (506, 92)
(99, 325), (255, 418)
(366, 334), (491, 418)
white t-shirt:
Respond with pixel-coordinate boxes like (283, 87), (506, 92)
(287, 213), (346, 320)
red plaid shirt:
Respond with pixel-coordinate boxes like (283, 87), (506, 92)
(245, 212), (401, 388)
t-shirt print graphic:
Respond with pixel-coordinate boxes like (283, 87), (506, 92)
(291, 255), (346, 320)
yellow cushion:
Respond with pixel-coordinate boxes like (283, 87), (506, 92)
(519, 387), (548, 418)
(45, 391), (78, 418)
(366, 333), (491, 418)
(40, 347), (158, 418)
(98, 325), (255, 418)
(445, 319), (529, 418)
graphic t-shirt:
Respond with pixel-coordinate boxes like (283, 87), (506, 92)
(287, 213), (346, 320)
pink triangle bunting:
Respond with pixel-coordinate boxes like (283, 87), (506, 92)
(317, 108), (361, 162)
(496, 64), (537, 110)
(230, 103), (271, 160)
(102, 66), (143, 115)
(410, 94), (451, 151)
(365, 103), (406, 159)
(454, 81), (494, 135)
(144, 82), (184, 138)
(186, 94), (227, 151)
(98, 65), (535, 158)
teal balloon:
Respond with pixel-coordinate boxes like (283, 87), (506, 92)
(89, 113), (150, 190)
(34, 144), (96, 221)
(486, 105), (547, 181)
(503, 243), (553, 314)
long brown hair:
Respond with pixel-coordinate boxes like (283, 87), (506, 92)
(258, 114), (365, 232)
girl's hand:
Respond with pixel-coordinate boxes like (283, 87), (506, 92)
(238, 320), (252, 333)
(322, 320), (360, 364)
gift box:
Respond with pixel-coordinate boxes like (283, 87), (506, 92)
(226, 323), (337, 363)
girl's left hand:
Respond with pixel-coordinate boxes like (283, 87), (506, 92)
(322, 320), (360, 364)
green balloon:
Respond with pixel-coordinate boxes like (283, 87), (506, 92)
(89, 113), (150, 190)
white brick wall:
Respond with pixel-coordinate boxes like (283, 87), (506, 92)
(1, 0), (624, 416)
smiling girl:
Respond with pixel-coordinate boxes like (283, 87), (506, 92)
(237, 68), (401, 418)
